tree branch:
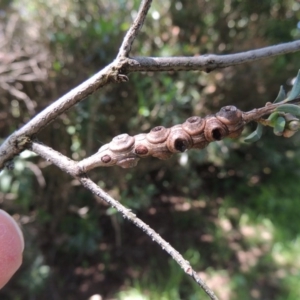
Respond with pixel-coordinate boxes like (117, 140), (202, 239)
(0, 63), (115, 169)
(117, 0), (153, 58)
(29, 140), (219, 300)
(1, 40), (300, 170)
(75, 98), (300, 171)
(125, 40), (300, 72)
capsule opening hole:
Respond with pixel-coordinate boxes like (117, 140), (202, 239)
(175, 139), (188, 152)
(212, 128), (222, 140)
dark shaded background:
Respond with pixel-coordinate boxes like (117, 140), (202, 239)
(1, 0), (300, 299)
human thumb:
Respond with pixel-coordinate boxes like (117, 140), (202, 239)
(0, 209), (24, 289)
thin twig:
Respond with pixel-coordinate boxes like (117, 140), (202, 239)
(125, 40), (300, 72)
(29, 141), (219, 300)
(243, 96), (300, 123)
(74, 98), (300, 171)
(117, 0), (153, 58)
(23, 101), (300, 173)
(29, 142), (79, 176)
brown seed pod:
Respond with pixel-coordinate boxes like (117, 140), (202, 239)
(216, 105), (242, 125)
(204, 116), (228, 142)
(146, 126), (170, 144)
(133, 134), (149, 157)
(167, 125), (193, 153)
(182, 116), (206, 136)
(109, 133), (135, 153)
(216, 106), (244, 138)
(134, 133), (171, 159)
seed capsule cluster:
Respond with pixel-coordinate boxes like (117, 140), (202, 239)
(78, 105), (245, 171)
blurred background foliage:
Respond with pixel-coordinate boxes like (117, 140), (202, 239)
(1, 0), (300, 299)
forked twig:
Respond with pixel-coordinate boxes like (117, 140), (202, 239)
(26, 97), (300, 300)
(1, 43), (300, 168)
(1, 1), (300, 299)
(29, 141), (219, 300)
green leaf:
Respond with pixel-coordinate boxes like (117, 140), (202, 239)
(268, 112), (280, 126)
(244, 123), (263, 143)
(273, 116), (286, 136)
(276, 104), (300, 118)
(287, 70), (300, 101)
(273, 85), (286, 103)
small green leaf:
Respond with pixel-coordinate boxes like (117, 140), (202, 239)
(244, 123), (263, 143)
(273, 116), (286, 136)
(268, 112), (280, 126)
(276, 104), (300, 117)
(273, 85), (286, 103)
(287, 70), (300, 101)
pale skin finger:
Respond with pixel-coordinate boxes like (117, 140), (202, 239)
(0, 209), (24, 289)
